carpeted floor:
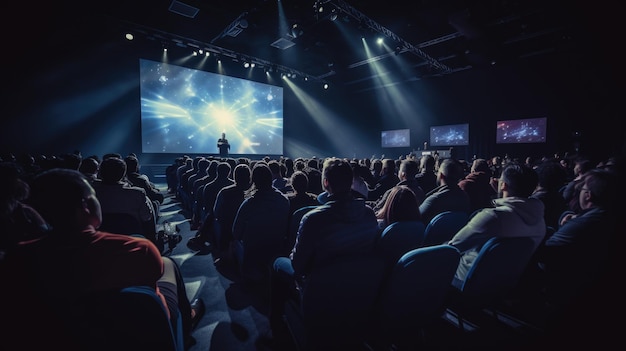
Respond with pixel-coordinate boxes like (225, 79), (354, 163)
(156, 186), (286, 351)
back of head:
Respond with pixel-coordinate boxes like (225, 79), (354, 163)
(471, 158), (491, 175)
(439, 158), (465, 184)
(371, 159), (383, 172)
(216, 162), (232, 178)
(196, 158), (210, 173)
(28, 168), (91, 230)
(233, 164), (251, 186)
(381, 185), (420, 224)
(322, 158), (353, 194)
(61, 153), (82, 170)
(251, 163), (273, 190)
(268, 160), (281, 176)
(124, 155), (139, 173)
(500, 162), (538, 197)
(400, 159), (419, 178)
(290, 171), (309, 193)
(307, 159), (319, 170)
(99, 157), (127, 184)
(536, 160), (567, 191)
(382, 159), (396, 175)
(79, 157), (99, 176)
(420, 155), (435, 171)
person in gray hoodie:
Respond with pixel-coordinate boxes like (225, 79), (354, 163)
(449, 162), (546, 282)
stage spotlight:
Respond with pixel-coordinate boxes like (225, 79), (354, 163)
(323, 83), (329, 89)
(244, 62), (250, 68)
(291, 23), (303, 38)
(125, 33), (134, 41)
(330, 9), (338, 21)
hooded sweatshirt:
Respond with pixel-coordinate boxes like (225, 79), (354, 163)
(448, 196), (546, 282)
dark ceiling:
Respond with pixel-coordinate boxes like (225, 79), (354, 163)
(18, 1), (617, 92)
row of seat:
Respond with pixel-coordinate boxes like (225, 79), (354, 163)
(283, 235), (540, 351)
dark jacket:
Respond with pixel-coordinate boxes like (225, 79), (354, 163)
(419, 184), (471, 225)
(291, 192), (379, 281)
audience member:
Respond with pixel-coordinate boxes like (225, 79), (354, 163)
(78, 157), (99, 184)
(366, 158), (383, 189)
(268, 158), (379, 344)
(458, 158), (497, 214)
(530, 159), (568, 230)
(373, 158), (425, 213)
(188, 163), (250, 258)
(0, 162), (48, 254)
(419, 158), (471, 225)
(367, 158), (400, 202)
(375, 185), (421, 230)
(304, 158), (323, 195)
(2, 168), (204, 349)
(536, 168), (618, 312)
(449, 162), (546, 283)
(190, 159), (217, 228)
(415, 154), (437, 194)
(232, 162), (290, 282)
(489, 155), (503, 179)
(286, 171), (319, 216)
(198, 161), (233, 227)
(92, 157), (157, 243)
(124, 154), (164, 210)
(166, 157), (185, 194)
(350, 161), (370, 199)
(269, 160), (290, 193)
(186, 157), (210, 229)
(560, 157), (593, 212)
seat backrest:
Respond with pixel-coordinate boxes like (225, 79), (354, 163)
(300, 253), (386, 349)
(70, 286), (182, 351)
(377, 245), (460, 343)
(236, 205), (291, 283)
(99, 212), (144, 236)
(377, 220), (426, 269)
(422, 211), (469, 247)
(460, 236), (537, 305)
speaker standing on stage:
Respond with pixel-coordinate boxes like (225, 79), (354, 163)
(217, 132), (230, 157)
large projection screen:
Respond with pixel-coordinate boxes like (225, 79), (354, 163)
(139, 59), (284, 155)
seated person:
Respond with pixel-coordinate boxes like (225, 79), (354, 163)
(1, 168), (204, 349)
(419, 158), (471, 225)
(232, 162), (291, 282)
(375, 185), (422, 230)
(124, 154), (164, 208)
(536, 168), (618, 313)
(373, 158), (425, 213)
(286, 171), (319, 216)
(0, 162), (48, 254)
(458, 158), (497, 214)
(92, 157), (157, 243)
(449, 162), (546, 283)
(268, 158), (380, 343)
